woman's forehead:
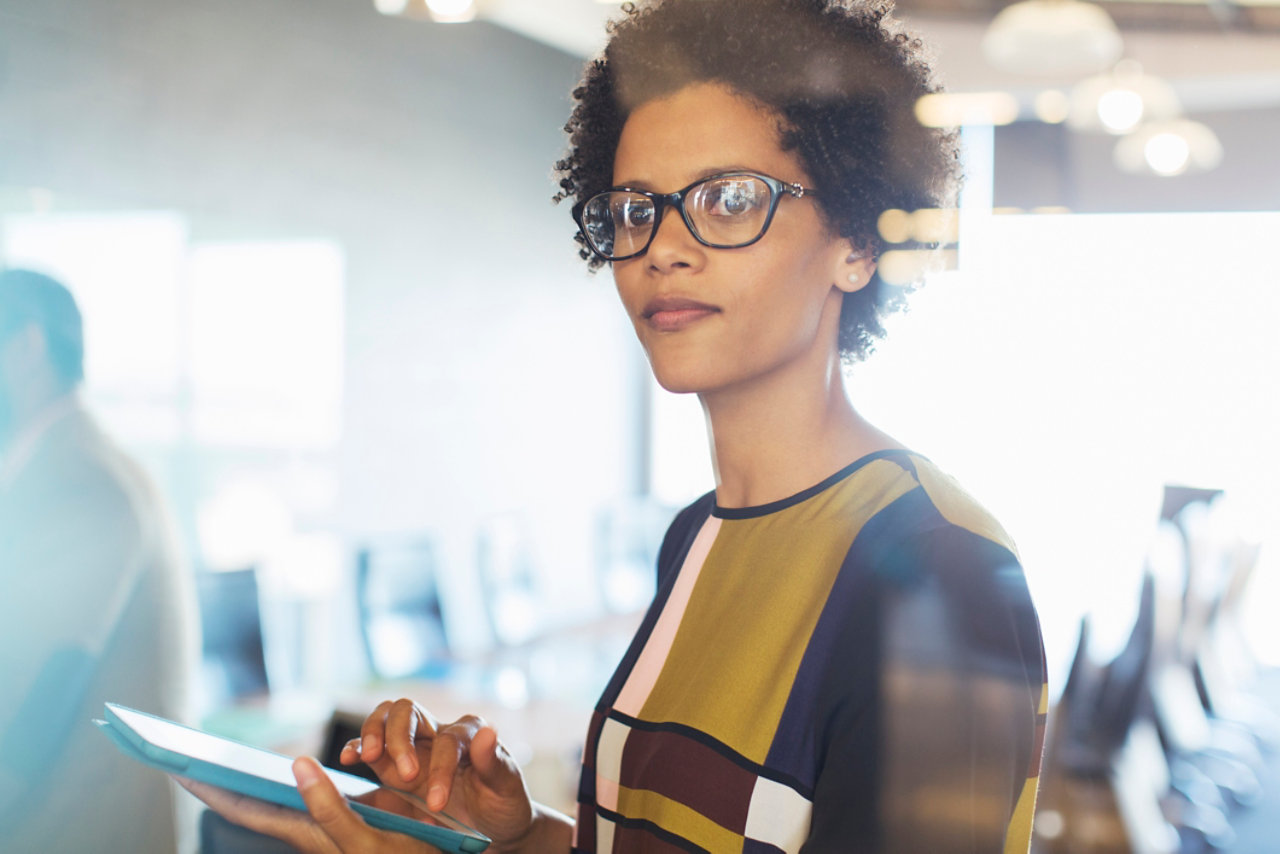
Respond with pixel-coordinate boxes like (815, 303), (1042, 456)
(612, 83), (801, 188)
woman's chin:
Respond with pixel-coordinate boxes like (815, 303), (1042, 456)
(647, 364), (715, 396)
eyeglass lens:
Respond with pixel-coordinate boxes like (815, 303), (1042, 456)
(582, 175), (776, 259)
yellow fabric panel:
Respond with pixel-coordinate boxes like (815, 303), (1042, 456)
(1005, 683), (1049, 853)
(640, 459), (916, 763)
(909, 454), (1018, 556)
(614, 783), (745, 852)
(1003, 774), (1040, 854)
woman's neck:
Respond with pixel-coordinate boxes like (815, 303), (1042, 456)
(701, 353), (902, 509)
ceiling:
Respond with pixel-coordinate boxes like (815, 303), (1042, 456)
(480, 0), (1280, 111)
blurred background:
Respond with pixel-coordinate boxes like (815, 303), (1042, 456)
(1, 0), (1278, 851)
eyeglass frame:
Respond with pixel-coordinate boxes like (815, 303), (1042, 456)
(575, 170), (817, 262)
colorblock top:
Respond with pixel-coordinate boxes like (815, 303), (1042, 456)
(573, 450), (1047, 854)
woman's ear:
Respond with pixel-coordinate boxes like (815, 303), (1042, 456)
(836, 243), (877, 294)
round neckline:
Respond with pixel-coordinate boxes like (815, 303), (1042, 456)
(711, 448), (915, 520)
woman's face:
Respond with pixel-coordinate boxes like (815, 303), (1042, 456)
(610, 82), (871, 397)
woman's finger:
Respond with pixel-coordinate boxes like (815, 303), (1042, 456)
(467, 726), (521, 796)
(340, 737), (362, 765)
(293, 757), (389, 853)
(339, 734), (418, 796)
(359, 700), (396, 764)
(383, 699), (431, 782)
(424, 715), (483, 811)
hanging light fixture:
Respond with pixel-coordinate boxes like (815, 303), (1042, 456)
(914, 91), (1021, 128)
(1113, 119), (1224, 177)
(373, 0), (479, 22)
(982, 0), (1124, 77)
(1034, 89), (1072, 124)
(425, 0), (477, 22)
(1068, 60), (1181, 135)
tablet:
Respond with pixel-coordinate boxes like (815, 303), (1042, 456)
(95, 703), (490, 853)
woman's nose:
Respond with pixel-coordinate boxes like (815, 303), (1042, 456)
(644, 207), (705, 272)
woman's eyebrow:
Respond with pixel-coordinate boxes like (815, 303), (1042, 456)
(611, 165), (766, 191)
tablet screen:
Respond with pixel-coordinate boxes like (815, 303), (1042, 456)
(110, 704), (381, 799)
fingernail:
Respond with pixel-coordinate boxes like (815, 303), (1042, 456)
(363, 735), (375, 755)
(397, 755), (416, 780)
(428, 784), (446, 811)
(294, 760), (321, 791)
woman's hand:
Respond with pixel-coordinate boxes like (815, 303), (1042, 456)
(179, 757), (434, 854)
(180, 699), (560, 854)
(339, 699), (537, 848)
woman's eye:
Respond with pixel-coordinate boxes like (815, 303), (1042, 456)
(707, 181), (763, 217)
(620, 200), (654, 228)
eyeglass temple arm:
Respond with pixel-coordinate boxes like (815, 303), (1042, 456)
(788, 181), (814, 199)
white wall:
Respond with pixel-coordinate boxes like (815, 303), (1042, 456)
(0, 0), (644, 661)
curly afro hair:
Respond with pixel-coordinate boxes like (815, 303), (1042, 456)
(555, 0), (961, 363)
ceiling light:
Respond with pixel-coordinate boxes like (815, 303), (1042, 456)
(1069, 61), (1181, 135)
(426, 0), (477, 22)
(1096, 87), (1145, 133)
(1143, 133), (1191, 175)
(878, 249), (959, 286)
(875, 208), (960, 245)
(1113, 119), (1223, 177)
(877, 209), (913, 244)
(982, 0), (1124, 77)
(915, 92), (1020, 128)
(1034, 90), (1071, 124)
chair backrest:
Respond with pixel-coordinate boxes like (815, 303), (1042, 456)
(318, 709), (380, 784)
(200, 810), (297, 854)
(1146, 521), (1188, 671)
(1146, 520), (1214, 753)
(355, 536), (450, 680)
(196, 567), (270, 704)
(594, 496), (672, 613)
(1091, 571), (1157, 757)
(1176, 500), (1228, 667)
(475, 513), (542, 647)
(1051, 617), (1111, 777)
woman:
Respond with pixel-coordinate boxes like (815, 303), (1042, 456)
(188, 1), (1046, 851)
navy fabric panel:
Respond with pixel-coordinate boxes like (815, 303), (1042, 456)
(796, 502), (1043, 852)
(763, 487), (943, 788)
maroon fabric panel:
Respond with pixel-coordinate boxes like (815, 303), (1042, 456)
(573, 803), (597, 854)
(618, 725), (756, 834)
(612, 820), (702, 854)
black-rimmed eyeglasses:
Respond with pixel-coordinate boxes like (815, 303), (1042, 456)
(575, 171), (816, 262)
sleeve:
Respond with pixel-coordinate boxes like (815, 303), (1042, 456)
(803, 524), (1047, 854)
(0, 468), (148, 804)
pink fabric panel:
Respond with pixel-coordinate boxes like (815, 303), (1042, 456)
(614, 515), (721, 716)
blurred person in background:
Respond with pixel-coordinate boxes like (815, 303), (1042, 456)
(0, 268), (197, 853)
(187, 0), (1045, 851)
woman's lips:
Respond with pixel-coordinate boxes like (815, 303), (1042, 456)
(643, 296), (720, 332)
